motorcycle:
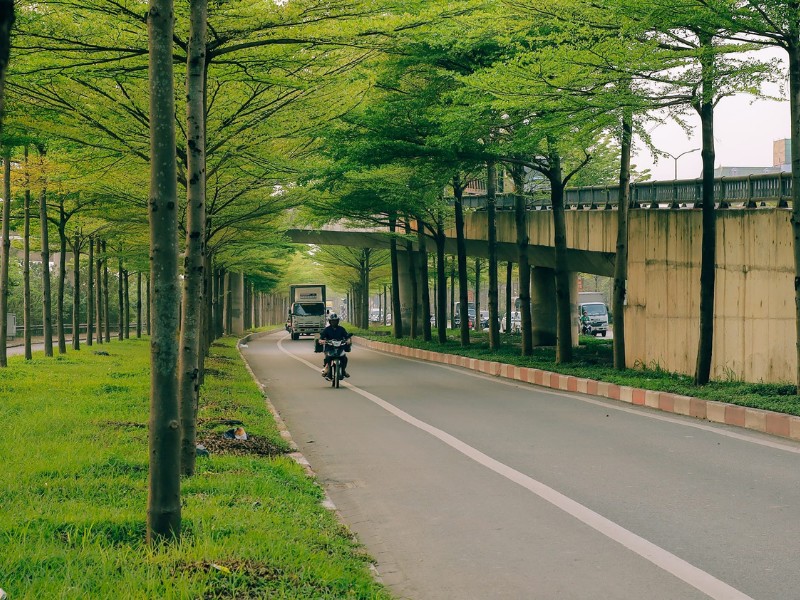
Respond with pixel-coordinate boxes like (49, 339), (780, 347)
(320, 337), (351, 388)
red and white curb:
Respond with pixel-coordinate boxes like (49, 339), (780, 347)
(353, 336), (800, 443)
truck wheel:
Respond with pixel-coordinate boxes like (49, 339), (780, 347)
(601, 331), (607, 337)
(291, 332), (299, 340)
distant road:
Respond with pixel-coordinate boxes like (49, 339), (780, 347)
(244, 331), (800, 600)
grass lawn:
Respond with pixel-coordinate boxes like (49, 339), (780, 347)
(0, 336), (391, 599)
(354, 326), (800, 417)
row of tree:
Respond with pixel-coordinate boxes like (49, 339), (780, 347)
(2, 0), (800, 544)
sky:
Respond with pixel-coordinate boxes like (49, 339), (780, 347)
(632, 49), (791, 182)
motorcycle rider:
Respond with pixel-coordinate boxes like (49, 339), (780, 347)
(318, 312), (351, 379)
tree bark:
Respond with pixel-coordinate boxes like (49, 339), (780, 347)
(147, 0), (182, 542)
(146, 273), (151, 336)
(417, 219), (432, 341)
(124, 269), (130, 339)
(57, 201), (67, 354)
(96, 238), (103, 345)
(87, 236), (94, 346)
(453, 175), (470, 346)
(474, 258), (480, 331)
(118, 255), (124, 341)
(389, 212), (403, 338)
(549, 148), (573, 363)
(0, 150), (9, 367)
(486, 160), (500, 349)
(103, 240), (110, 342)
(613, 108), (632, 370)
(23, 147), (32, 359)
(435, 215), (447, 343)
(512, 163), (531, 354)
(71, 231), (80, 350)
(39, 158), (53, 357)
(137, 271), (142, 338)
(694, 32), (717, 386)
(505, 261), (512, 337)
(790, 29), (800, 390)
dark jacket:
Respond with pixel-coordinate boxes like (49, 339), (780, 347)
(320, 324), (350, 341)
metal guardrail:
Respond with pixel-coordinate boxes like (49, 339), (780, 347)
(454, 172), (793, 210)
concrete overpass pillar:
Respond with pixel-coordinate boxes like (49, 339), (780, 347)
(230, 272), (245, 336)
(396, 250), (424, 336)
(531, 268), (580, 347)
(531, 267), (557, 346)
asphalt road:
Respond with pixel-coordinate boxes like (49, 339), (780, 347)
(242, 331), (800, 600)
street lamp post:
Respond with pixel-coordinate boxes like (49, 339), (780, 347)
(665, 148), (700, 180)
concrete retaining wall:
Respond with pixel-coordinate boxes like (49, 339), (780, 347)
(461, 209), (795, 383)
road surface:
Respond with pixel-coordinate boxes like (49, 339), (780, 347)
(242, 331), (800, 600)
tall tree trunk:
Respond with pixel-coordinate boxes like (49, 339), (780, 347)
(417, 220), (432, 341)
(694, 33), (717, 385)
(118, 256), (124, 341)
(486, 160), (500, 349)
(87, 236), (94, 347)
(435, 215), (447, 343)
(124, 269), (130, 339)
(147, 0), (182, 542)
(0, 150), (9, 366)
(23, 147), (32, 359)
(549, 149), (573, 363)
(39, 158), (53, 357)
(389, 212), (403, 338)
(453, 175), (470, 346)
(137, 271), (143, 338)
(613, 108), (633, 370)
(405, 218), (418, 339)
(71, 231), (80, 350)
(103, 240), (110, 342)
(505, 261), (512, 337)
(96, 238), (103, 345)
(0, 1), (11, 364)
(474, 258), (480, 331)
(790, 34), (800, 390)
(146, 273), (151, 336)
(449, 257), (455, 329)
(215, 267), (224, 338)
(57, 203), (67, 355)
(512, 163), (532, 354)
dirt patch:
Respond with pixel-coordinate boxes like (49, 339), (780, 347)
(198, 434), (285, 457)
(103, 420), (147, 429)
(197, 417), (244, 427)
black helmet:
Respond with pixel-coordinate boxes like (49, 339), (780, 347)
(328, 312), (340, 324)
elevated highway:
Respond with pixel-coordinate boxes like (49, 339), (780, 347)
(287, 201), (795, 385)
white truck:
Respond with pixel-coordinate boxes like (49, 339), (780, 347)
(578, 291), (610, 337)
(288, 284), (327, 340)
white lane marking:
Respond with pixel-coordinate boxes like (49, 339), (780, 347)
(276, 337), (753, 600)
(357, 345), (800, 455)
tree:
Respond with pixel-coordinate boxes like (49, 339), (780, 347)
(0, 149), (9, 366)
(146, 0), (181, 543)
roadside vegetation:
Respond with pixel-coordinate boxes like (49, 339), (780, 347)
(355, 327), (800, 417)
(0, 336), (390, 599)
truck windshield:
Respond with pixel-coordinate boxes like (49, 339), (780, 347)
(293, 303), (326, 316)
(582, 304), (607, 316)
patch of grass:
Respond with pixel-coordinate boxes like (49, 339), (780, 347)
(353, 327), (800, 417)
(0, 336), (391, 599)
